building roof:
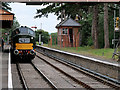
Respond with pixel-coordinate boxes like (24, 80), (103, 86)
(56, 18), (81, 28)
(0, 8), (14, 28)
(0, 8), (14, 15)
(0, 8), (14, 21)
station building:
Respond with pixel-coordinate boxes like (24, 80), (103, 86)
(0, 8), (14, 28)
(0, 8), (14, 47)
(56, 18), (81, 47)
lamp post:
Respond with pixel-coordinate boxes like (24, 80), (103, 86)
(39, 31), (42, 45)
(39, 23), (42, 45)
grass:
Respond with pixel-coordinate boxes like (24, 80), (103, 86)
(41, 44), (116, 61)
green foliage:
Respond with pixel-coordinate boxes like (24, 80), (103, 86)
(98, 13), (104, 48)
(51, 32), (57, 45)
(35, 3), (90, 20)
(108, 10), (114, 48)
(35, 30), (49, 44)
(44, 45), (114, 60)
(2, 2), (11, 11)
(87, 36), (93, 46)
(0, 28), (8, 42)
(9, 18), (20, 36)
(1, 18), (20, 42)
(79, 13), (92, 46)
(35, 3), (119, 49)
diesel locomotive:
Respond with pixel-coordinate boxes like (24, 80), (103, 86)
(11, 26), (36, 62)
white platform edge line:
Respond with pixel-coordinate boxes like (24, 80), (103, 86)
(8, 47), (13, 89)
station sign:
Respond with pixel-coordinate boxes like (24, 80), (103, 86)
(1, 0), (120, 2)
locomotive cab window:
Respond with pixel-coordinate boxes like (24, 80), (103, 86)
(19, 38), (30, 43)
(15, 29), (20, 34)
(19, 27), (35, 37)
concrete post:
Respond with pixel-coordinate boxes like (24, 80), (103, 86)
(39, 34), (41, 45)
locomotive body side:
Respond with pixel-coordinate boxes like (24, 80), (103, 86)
(11, 26), (36, 62)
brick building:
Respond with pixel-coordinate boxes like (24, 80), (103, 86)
(0, 8), (14, 28)
(56, 18), (81, 47)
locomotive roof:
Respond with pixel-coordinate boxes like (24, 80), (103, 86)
(12, 26), (35, 37)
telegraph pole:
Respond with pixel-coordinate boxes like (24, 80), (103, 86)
(114, 4), (116, 48)
(39, 33), (41, 45)
(39, 23), (42, 45)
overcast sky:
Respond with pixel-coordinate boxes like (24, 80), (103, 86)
(10, 3), (60, 34)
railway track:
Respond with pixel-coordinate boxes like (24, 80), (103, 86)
(36, 50), (120, 89)
(16, 62), (29, 90)
(16, 62), (58, 89)
(13, 49), (120, 89)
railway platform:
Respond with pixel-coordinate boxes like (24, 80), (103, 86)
(1, 45), (11, 89)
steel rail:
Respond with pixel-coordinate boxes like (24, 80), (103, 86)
(36, 54), (95, 90)
(36, 50), (120, 89)
(16, 62), (29, 90)
(30, 62), (58, 89)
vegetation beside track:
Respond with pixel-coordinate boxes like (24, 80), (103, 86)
(42, 44), (117, 62)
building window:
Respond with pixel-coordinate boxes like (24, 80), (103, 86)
(62, 28), (65, 34)
(62, 28), (68, 35)
(65, 28), (68, 34)
(59, 28), (61, 35)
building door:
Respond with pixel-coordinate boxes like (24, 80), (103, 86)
(69, 28), (73, 47)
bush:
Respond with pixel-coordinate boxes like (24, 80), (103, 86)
(87, 36), (93, 46)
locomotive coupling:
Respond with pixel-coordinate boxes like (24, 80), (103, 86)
(14, 49), (19, 55)
(30, 50), (36, 55)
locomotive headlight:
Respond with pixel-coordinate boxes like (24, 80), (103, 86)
(31, 37), (33, 39)
(14, 49), (19, 55)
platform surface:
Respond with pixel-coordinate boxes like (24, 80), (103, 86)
(1, 45), (10, 89)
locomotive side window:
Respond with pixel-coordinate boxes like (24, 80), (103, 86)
(15, 29), (20, 34)
(28, 29), (34, 35)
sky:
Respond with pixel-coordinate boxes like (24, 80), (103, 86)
(10, 3), (60, 33)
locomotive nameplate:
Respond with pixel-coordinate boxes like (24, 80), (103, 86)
(16, 43), (33, 50)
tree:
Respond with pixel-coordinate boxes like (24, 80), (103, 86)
(1, 18), (20, 42)
(104, 3), (109, 48)
(35, 3), (118, 48)
(35, 30), (49, 44)
(35, 3), (93, 46)
(2, 2), (11, 11)
(35, 3), (91, 20)
(92, 5), (99, 48)
(9, 17), (20, 36)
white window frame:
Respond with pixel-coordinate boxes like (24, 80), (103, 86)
(59, 28), (61, 35)
(62, 28), (68, 35)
